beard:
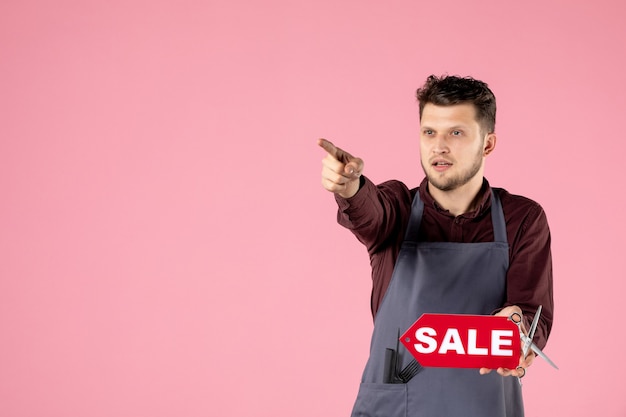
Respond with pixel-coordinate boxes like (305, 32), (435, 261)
(421, 148), (483, 192)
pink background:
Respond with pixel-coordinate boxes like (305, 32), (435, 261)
(1, 0), (625, 416)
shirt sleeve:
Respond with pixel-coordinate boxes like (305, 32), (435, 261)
(335, 176), (413, 256)
(504, 201), (554, 350)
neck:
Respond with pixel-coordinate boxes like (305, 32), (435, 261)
(427, 176), (485, 217)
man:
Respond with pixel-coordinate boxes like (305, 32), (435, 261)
(318, 75), (553, 417)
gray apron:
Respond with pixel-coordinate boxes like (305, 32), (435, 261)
(351, 189), (523, 417)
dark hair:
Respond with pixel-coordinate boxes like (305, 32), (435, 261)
(416, 75), (496, 134)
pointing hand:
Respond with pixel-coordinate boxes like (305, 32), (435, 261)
(318, 138), (364, 199)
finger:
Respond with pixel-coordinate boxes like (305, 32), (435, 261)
(321, 164), (352, 186)
(318, 138), (338, 156)
(318, 138), (350, 162)
(479, 368), (492, 375)
(501, 366), (527, 378)
(344, 158), (364, 178)
(318, 138), (358, 166)
(322, 153), (350, 177)
(321, 176), (352, 194)
(502, 354), (530, 378)
(520, 350), (535, 369)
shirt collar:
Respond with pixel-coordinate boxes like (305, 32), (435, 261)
(418, 177), (492, 219)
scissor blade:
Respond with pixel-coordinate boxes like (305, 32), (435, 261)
(528, 306), (541, 341)
(523, 306), (542, 357)
(530, 343), (559, 370)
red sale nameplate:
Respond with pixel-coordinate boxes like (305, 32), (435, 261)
(400, 314), (521, 369)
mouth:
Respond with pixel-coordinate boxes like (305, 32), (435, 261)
(431, 160), (453, 172)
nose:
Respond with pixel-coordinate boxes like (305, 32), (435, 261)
(432, 134), (449, 154)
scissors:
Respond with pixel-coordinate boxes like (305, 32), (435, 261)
(508, 306), (558, 384)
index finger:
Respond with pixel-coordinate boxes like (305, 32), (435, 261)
(317, 138), (336, 154)
(317, 138), (352, 163)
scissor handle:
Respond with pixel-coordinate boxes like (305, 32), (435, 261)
(509, 312), (523, 324)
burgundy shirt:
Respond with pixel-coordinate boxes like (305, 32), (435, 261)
(336, 176), (553, 349)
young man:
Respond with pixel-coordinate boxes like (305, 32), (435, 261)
(318, 75), (553, 417)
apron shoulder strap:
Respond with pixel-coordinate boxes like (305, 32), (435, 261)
(403, 191), (424, 243)
(490, 189), (508, 244)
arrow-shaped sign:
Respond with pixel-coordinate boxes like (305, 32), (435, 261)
(400, 314), (521, 369)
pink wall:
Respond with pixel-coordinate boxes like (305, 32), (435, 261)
(1, 0), (624, 416)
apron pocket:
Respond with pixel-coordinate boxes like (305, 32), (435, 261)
(351, 382), (407, 417)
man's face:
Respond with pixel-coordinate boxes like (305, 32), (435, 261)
(419, 103), (493, 192)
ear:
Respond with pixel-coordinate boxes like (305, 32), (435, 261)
(483, 133), (496, 156)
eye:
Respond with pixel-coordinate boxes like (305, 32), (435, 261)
(423, 129), (435, 136)
(451, 130), (462, 136)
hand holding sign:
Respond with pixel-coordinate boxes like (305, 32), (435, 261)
(479, 306), (535, 378)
